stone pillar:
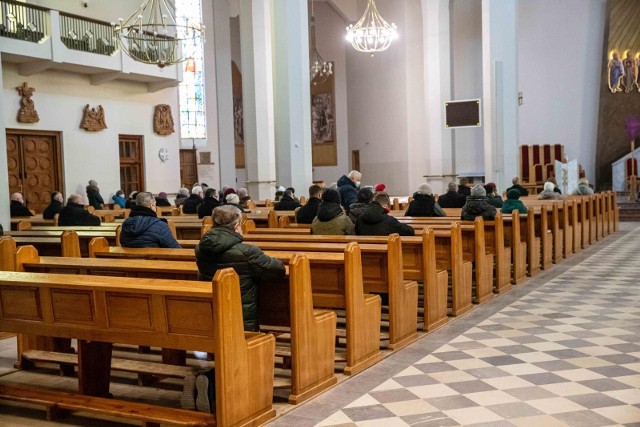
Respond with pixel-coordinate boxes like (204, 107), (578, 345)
(272, 0), (313, 193)
(482, 0), (518, 191)
(0, 63), (9, 230)
(239, 0), (277, 200)
(421, 0), (455, 194)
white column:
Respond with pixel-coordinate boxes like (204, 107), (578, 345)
(239, 0), (277, 200)
(482, 0), (518, 191)
(421, 0), (454, 194)
(0, 62), (9, 230)
(272, 0), (313, 193)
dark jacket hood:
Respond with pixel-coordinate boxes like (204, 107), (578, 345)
(360, 203), (387, 224)
(337, 175), (355, 188)
(198, 227), (243, 254)
(317, 202), (343, 222)
(86, 184), (100, 192)
(412, 193), (434, 201)
(464, 197), (490, 215)
(122, 207), (165, 237)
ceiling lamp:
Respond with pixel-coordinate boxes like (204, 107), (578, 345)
(309, 0), (332, 86)
(113, 0), (205, 68)
(346, 0), (398, 56)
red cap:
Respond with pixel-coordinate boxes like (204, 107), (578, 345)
(375, 183), (386, 192)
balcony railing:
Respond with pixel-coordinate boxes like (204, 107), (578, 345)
(59, 12), (117, 56)
(0, 0), (49, 43)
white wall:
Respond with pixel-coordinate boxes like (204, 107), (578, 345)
(2, 63), (181, 202)
(518, 0), (606, 184)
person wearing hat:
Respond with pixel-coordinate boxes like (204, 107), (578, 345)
(405, 183), (445, 217)
(311, 189), (354, 235)
(86, 179), (104, 210)
(437, 182), (468, 208)
(501, 189), (528, 214)
(155, 191), (172, 207)
(225, 193), (245, 212)
(484, 182), (503, 208)
(348, 187), (375, 224)
(183, 185), (204, 214)
(374, 183), (386, 193)
(198, 188), (221, 218)
(356, 192), (415, 236)
(112, 190), (126, 209)
(274, 190), (301, 211)
(175, 188), (190, 207)
(461, 185), (497, 221)
(274, 185), (285, 202)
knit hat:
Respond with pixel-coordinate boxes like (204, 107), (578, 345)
(417, 183), (432, 195)
(276, 185), (286, 192)
(375, 183), (386, 192)
(357, 187), (374, 203)
(321, 188), (341, 205)
(226, 193), (240, 205)
(223, 188), (237, 197)
(507, 189), (521, 199)
(129, 191), (138, 199)
(543, 182), (555, 192)
(237, 187), (249, 198)
(485, 182), (497, 193)
(470, 184), (486, 198)
(158, 192), (168, 199)
(178, 188), (189, 197)
(89, 179), (98, 186)
(191, 185), (203, 195)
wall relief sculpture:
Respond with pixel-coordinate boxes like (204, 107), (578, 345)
(80, 104), (107, 131)
(154, 104), (175, 135)
(16, 82), (39, 123)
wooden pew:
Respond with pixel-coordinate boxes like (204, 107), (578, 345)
(6, 230), (115, 257)
(0, 269), (274, 427)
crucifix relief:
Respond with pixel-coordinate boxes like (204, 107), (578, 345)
(16, 82), (39, 123)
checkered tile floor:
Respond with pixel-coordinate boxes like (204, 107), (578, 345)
(272, 225), (640, 427)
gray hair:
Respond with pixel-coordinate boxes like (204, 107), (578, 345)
(347, 170), (362, 181)
(191, 185), (203, 195)
(372, 191), (391, 207)
(136, 192), (155, 208)
(213, 205), (242, 230)
(512, 177), (520, 185)
(447, 182), (458, 192)
(68, 194), (83, 204)
(88, 179), (98, 186)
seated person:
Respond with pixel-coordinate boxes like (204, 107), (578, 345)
(112, 190), (126, 208)
(505, 177), (529, 197)
(183, 185), (204, 214)
(461, 185), (497, 221)
(356, 192), (415, 236)
(374, 183), (386, 193)
(349, 187), (374, 224)
(457, 178), (471, 197)
(547, 177), (562, 194)
(311, 189), (354, 235)
(175, 188), (189, 207)
(237, 188), (251, 209)
(572, 178), (595, 196)
(198, 188), (221, 218)
(43, 192), (64, 219)
(438, 182), (467, 208)
(484, 182), (504, 208)
(155, 192), (172, 207)
(58, 194), (101, 226)
(125, 191), (138, 209)
(286, 187), (300, 204)
(538, 182), (562, 200)
(405, 183), (445, 217)
(195, 205), (285, 332)
(10, 192), (33, 217)
(120, 192), (181, 248)
(86, 179), (104, 210)
(225, 193), (245, 213)
(274, 185), (285, 202)
(274, 190), (301, 211)
(296, 184), (323, 224)
(501, 189), (529, 215)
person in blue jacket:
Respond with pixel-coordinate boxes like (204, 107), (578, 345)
(120, 192), (181, 248)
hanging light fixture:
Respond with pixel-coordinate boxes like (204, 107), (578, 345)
(184, 56), (196, 73)
(309, 0), (333, 86)
(346, 0), (398, 56)
(112, 0), (205, 68)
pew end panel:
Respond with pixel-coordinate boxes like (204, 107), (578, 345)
(420, 229), (448, 332)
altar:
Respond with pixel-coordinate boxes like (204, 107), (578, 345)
(611, 147), (640, 191)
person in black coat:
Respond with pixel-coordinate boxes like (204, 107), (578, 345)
(197, 188), (221, 219)
(58, 194), (101, 226)
(356, 192), (415, 236)
(337, 170), (361, 214)
(458, 178), (471, 197)
(86, 180), (104, 210)
(10, 193), (33, 217)
(120, 192), (181, 248)
(461, 185), (497, 221)
(505, 177), (529, 197)
(155, 192), (172, 207)
(405, 183), (445, 217)
(274, 190), (301, 211)
(348, 187), (375, 224)
(183, 186), (204, 214)
(43, 192), (64, 219)
(484, 182), (504, 208)
(437, 182), (467, 208)
(296, 184), (323, 224)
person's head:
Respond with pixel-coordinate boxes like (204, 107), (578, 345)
(329, 182), (338, 190)
(178, 187), (189, 197)
(459, 178), (469, 186)
(308, 184), (322, 198)
(51, 192), (63, 203)
(417, 183), (433, 196)
(375, 183), (386, 193)
(67, 194), (83, 205)
(547, 176), (558, 186)
(485, 182), (497, 194)
(192, 185), (203, 197)
(347, 170), (362, 187)
(226, 193), (240, 205)
(470, 185), (487, 198)
(578, 177), (589, 186)
(10, 192), (24, 204)
(136, 192), (156, 211)
(283, 190), (294, 200)
(237, 187), (248, 198)
(372, 192), (391, 211)
(357, 187), (374, 203)
(224, 187), (237, 197)
(447, 182), (458, 192)
(286, 187), (295, 195)
(88, 179), (98, 187)
(506, 189), (521, 200)
(201, 183), (209, 191)
(157, 192), (168, 199)
(512, 177), (520, 185)
(129, 191), (138, 200)
(613, 52), (619, 60)
(543, 182), (555, 192)
(276, 185), (286, 193)
(205, 188), (217, 199)
(213, 205), (243, 235)
(116, 190), (125, 198)
(321, 188), (341, 205)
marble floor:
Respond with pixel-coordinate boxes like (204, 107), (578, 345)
(0, 223), (638, 426)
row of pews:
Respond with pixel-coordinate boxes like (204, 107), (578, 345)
(0, 192), (618, 426)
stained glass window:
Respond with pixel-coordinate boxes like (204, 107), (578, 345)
(176, 0), (206, 139)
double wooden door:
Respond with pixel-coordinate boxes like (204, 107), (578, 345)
(6, 130), (63, 214)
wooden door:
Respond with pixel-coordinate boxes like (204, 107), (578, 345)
(352, 150), (360, 172)
(6, 130), (63, 214)
(119, 135), (145, 196)
(180, 149), (198, 187)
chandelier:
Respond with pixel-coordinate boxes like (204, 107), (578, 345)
(346, 0), (398, 56)
(309, 1), (332, 86)
(113, 0), (205, 68)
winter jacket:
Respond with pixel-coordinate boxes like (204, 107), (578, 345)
(405, 193), (445, 217)
(538, 190), (561, 200)
(274, 194), (301, 211)
(197, 197), (221, 219)
(175, 194), (187, 207)
(311, 202), (354, 235)
(461, 197), (497, 221)
(58, 202), (101, 226)
(182, 194), (202, 214)
(356, 203), (415, 236)
(505, 184), (529, 197)
(501, 199), (528, 215)
(458, 185), (471, 197)
(195, 227), (286, 331)
(239, 196), (252, 210)
(487, 195), (504, 208)
(572, 184), (594, 196)
(120, 206), (181, 248)
(112, 195), (126, 208)
(437, 191), (467, 209)
(42, 200), (63, 219)
(348, 202), (370, 224)
(296, 197), (321, 224)
(10, 200), (33, 217)
(86, 185), (104, 210)
(155, 197), (172, 207)
(337, 175), (358, 213)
